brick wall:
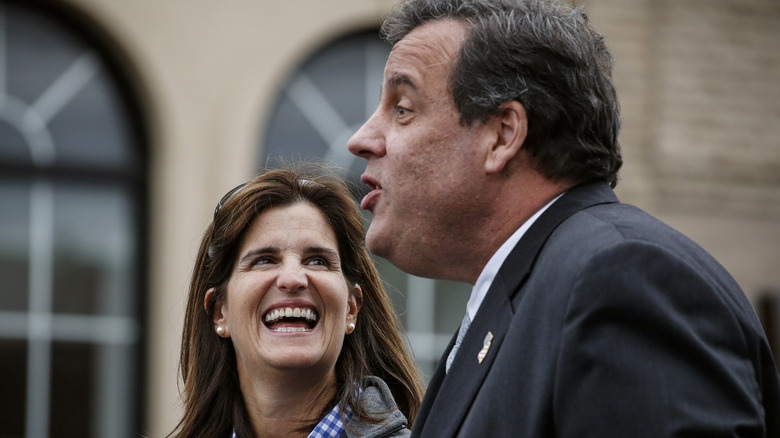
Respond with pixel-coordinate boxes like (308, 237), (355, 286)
(584, 0), (780, 365)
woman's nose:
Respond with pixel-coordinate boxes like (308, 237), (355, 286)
(276, 263), (307, 292)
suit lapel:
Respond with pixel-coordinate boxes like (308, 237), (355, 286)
(494, 182), (618, 305)
(414, 285), (513, 437)
(410, 332), (455, 436)
(413, 182), (618, 437)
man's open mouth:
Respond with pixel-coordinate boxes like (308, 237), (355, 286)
(359, 175), (383, 210)
(263, 307), (319, 333)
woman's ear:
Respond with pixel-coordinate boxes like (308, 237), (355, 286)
(205, 287), (230, 338)
(484, 100), (527, 174)
(346, 284), (362, 334)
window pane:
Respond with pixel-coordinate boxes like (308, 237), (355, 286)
(48, 341), (138, 438)
(0, 180), (30, 312)
(6, 6), (84, 106)
(261, 30), (389, 181)
(51, 182), (137, 317)
(2, 3), (135, 170)
(373, 257), (411, 327)
(49, 68), (139, 170)
(0, 339), (27, 437)
(0, 120), (30, 163)
(0, 179), (140, 317)
(50, 342), (93, 437)
(434, 280), (470, 333)
(263, 93), (326, 161)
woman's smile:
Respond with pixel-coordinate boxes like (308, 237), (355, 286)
(263, 302), (319, 333)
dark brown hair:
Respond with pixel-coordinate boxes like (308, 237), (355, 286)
(170, 164), (424, 437)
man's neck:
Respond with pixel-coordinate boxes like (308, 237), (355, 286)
(462, 176), (573, 284)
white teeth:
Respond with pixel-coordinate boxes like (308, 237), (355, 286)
(263, 307), (318, 323)
(273, 326), (310, 333)
(307, 309), (318, 320)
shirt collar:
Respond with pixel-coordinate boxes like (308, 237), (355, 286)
(231, 402), (352, 438)
(466, 193), (564, 320)
(309, 402), (352, 438)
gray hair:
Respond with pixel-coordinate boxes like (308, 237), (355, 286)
(381, 0), (622, 187)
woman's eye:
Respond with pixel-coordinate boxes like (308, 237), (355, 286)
(252, 256), (274, 266)
(305, 257), (328, 267)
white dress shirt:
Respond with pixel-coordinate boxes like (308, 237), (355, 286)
(465, 194), (563, 321)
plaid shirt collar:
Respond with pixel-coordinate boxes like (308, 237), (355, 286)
(231, 402), (352, 438)
(309, 402), (352, 438)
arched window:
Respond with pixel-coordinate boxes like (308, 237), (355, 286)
(0, 1), (147, 436)
(259, 29), (470, 379)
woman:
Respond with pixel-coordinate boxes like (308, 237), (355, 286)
(171, 166), (424, 437)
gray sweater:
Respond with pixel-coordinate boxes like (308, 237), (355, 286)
(345, 376), (411, 438)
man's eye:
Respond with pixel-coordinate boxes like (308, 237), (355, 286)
(395, 106), (411, 116)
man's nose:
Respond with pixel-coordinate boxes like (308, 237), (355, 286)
(347, 111), (386, 159)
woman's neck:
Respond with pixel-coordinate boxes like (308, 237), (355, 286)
(238, 366), (338, 438)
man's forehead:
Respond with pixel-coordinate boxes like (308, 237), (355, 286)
(384, 19), (466, 80)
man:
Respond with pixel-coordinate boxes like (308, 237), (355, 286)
(347, 0), (780, 436)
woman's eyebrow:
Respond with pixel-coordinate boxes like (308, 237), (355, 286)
(239, 246), (278, 262)
(305, 247), (340, 258)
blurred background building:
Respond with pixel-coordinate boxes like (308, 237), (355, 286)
(0, 0), (777, 436)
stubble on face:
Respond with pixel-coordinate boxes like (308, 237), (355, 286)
(366, 19), (495, 281)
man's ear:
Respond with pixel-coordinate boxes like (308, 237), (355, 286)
(205, 287), (230, 337)
(484, 100), (527, 174)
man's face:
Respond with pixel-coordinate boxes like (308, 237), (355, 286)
(347, 19), (494, 280)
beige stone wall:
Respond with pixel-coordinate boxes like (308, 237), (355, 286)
(590, 0), (780, 300)
(53, 0), (780, 434)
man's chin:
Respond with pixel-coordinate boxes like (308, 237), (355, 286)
(365, 226), (392, 259)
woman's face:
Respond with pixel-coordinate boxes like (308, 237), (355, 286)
(213, 202), (360, 381)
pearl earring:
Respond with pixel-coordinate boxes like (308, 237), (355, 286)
(216, 326), (225, 336)
(348, 323), (356, 333)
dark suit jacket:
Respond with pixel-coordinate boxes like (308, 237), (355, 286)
(411, 182), (780, 437)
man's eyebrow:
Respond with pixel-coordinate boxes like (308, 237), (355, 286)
(387, 73), (418, 91)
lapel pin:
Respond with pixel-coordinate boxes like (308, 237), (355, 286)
(477, 331), (493, 364)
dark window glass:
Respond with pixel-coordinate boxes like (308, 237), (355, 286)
(0, 339), (27, 436)
(0, 1), (146, 436)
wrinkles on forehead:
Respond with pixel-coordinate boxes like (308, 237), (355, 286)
(388, 19), (466, 72)
(381, 19), (467, 104)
